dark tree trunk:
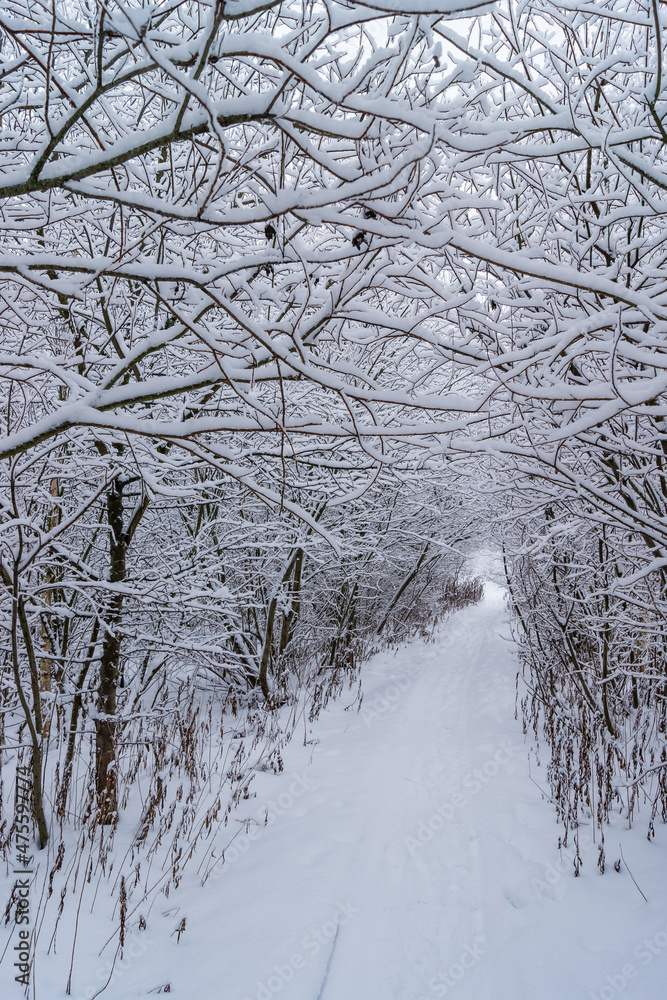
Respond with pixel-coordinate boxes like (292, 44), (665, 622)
(95, 479), (149, 820)
(259, 547), (304, 703)
(95, 480), (126, 821)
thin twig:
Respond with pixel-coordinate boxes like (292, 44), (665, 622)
(619, 844), (648, 903)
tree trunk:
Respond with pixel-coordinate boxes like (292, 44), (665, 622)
(39, 477), (60, 738)
(59, 617), (99, 814)
(259, 547), (304, 703)
(95, 481), (126, 821)
(95, 479), (149, 820)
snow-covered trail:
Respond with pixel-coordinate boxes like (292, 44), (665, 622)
(109, 580), (667, 1000)
(186, 584), (515, 1000)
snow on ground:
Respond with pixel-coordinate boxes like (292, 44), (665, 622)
(18, 575), (667, 999)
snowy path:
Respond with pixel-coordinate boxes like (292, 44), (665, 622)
(111, 581), (667, 1000)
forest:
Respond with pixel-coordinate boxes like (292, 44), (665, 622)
(1, 0), (666, 995)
